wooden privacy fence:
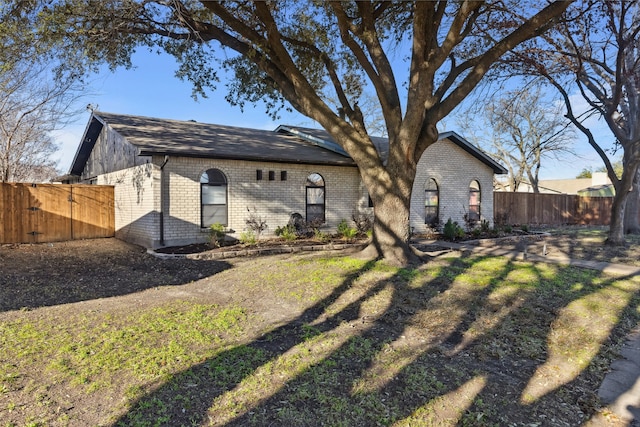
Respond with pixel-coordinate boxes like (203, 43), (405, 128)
(493, 192), (618, 226)
(0, 183), (115, 244)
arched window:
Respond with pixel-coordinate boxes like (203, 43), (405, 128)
(201, 168), (228, 227)
(425, 178), (439, 225)
(468, 180), (481, 223)
(306, 173), (325, 223)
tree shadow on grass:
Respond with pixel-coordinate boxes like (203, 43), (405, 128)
(0, 239), (232, 312)
(113, 251), (640, 426)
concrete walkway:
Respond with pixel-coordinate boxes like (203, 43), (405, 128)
(414, 239), (640, 426)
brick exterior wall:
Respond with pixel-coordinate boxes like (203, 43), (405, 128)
(98, 163), (160, 248)
(85, 128), (498, 248)
(156, 156), (363, 248)
(410, 139), (496, 233)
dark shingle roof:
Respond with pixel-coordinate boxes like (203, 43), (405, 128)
(69, 112), (505, 176)
(70, 112), (355, 175)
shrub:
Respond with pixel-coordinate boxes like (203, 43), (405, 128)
(337, 219), (358, 241)
(314, 228), (330, 242)
(239, 230), (257, 245)
(443, 218), (465, 241)
(245, 209), (268, 241)
(275, 224), (297, 242)
(305, 218), (324, 237)
(351, 212), (373, 235)
(209, 223), (226, 247)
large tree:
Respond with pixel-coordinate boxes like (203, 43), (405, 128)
(518, 0), (640, 243)
(460, 86), (575, 193)
(0, 2), (83, 183)
(31, 0), (569, 264)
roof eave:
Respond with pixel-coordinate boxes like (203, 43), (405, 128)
(68, 113), (106, 176)
(137, 148), (356, 167)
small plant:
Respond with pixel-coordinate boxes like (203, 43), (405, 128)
(520, 224), (529, 233)
(480, 219), (491, 233)
(337, 219), (358, 241)
(351, 212), (373, 235)
(443, 218), (465, 241)
(208, 223), (226, 247)
(245, 208), (268, 241)
(314, 228), (330, 242)
(276, 224), (297, 242)
(305, 218), (325, 237)
(239, 230), (257, 245)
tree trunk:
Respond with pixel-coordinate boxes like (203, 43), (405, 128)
(624, 168), (640, 235)
(361, 191), (415, 266)
(608, 192), (627, 245)
(607, 161), (639, 245)
(358, 158), (418, 266)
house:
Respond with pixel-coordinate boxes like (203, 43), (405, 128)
(65, 112), (506, 248)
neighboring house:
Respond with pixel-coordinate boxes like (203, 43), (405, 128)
(496, 172), (614, 196)
(65, 112), (506, 248)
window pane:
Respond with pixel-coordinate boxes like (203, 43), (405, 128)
(425, 207), (438, 224)
(307, 204), (325, 222)
(202, 205), (227, 226)
(306, 187), (325, 204)
(468, 205), (480, 222)
(469, 191), (479, 205)
(425, 190), (438, 207)
(306, 173), (324, 187)
(202, 185), (226, 204)
(201, 169), (227, 184)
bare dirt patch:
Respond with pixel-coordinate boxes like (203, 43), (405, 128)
(0, 238), (232, 313)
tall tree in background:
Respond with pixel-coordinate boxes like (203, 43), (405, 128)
(0, 61), (79, 182)
(0, 2), (81, 182)
(460, 86), (575, 193)
(30, 0), (569, 264)
(517, 0), (640, 242)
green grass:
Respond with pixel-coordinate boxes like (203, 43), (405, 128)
(1, 253), (639, 426)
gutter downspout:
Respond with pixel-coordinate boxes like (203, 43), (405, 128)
(159, 155), (169, 246)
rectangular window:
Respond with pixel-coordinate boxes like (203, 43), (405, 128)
(306, 187), (325, 222)
(425, 190), (439, 225)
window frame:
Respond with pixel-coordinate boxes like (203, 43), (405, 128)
(424, 178), (439, 225)
(200, 168), (228, 227)
(305, 173), (326, 223)
(468, 179), (481, 223)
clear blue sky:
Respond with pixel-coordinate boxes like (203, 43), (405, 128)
(52, 49), (614, 180)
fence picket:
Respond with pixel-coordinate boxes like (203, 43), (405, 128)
(0, 183), (114, 244)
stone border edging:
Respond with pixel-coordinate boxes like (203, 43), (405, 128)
(148, 242), (368, 260)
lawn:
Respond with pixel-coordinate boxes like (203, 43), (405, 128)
(0, 234), (639, 426)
